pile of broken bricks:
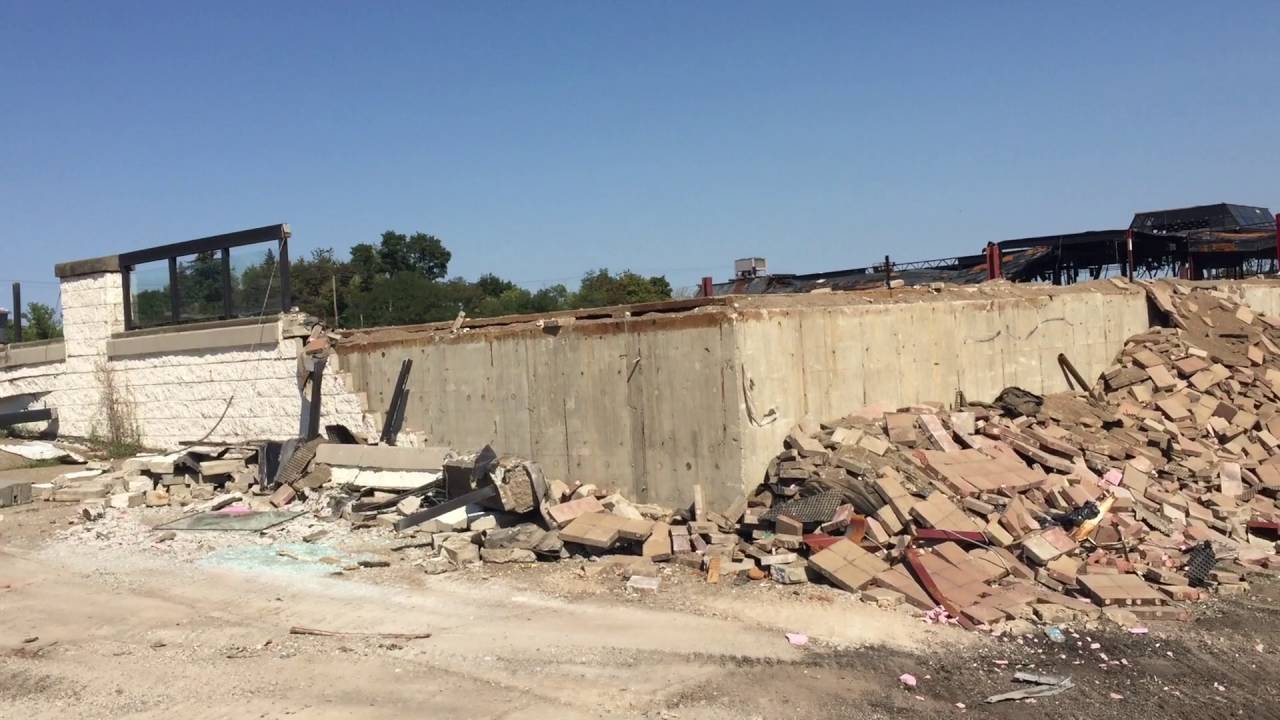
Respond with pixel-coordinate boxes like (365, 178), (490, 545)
(726, 280), (1280, 629)
(26, 445), (264, 509)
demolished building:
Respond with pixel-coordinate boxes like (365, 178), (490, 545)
(7, 223), (1280, 632)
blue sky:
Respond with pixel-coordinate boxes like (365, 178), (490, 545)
(2, 1), (1278, 309)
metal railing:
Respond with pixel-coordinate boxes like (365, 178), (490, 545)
(119, 224), (293, 331)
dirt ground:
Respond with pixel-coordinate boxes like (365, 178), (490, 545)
(3, 462), (1280, 719)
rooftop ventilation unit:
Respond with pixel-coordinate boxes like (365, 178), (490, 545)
(735, 257), (767, 278)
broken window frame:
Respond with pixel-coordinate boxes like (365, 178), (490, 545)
(119, 224), (293, 331)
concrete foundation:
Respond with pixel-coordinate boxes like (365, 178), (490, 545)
(337, 279), (1280, 509)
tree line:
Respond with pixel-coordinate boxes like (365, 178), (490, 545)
(129, 230), (674, 329)
(5, 230), (675, 339)
(289, 231), (675, 327)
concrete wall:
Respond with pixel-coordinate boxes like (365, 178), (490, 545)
(338, 282), (1172, 508)
(0, 271), (375, 447)
(732, 284), (1151, 491)
(339, 311), (742, 508)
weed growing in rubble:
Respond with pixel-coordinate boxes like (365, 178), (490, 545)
(91, 361), (143, 458)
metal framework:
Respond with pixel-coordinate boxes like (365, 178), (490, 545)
(701, 204), (1279, 297)
(120, 224), (292, 331)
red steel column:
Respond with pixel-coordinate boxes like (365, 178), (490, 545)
(700, 276), (714, 297)
(985, 243), (1003, 280)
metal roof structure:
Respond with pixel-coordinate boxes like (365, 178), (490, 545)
(702, 202), (1278, 296)
(1130, 203), (1273, 234)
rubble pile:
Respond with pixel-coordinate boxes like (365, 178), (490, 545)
(736, 281), (1280, 628)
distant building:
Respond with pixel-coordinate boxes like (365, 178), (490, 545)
(701, 202), (1276, 295)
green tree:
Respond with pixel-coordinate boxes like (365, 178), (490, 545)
(132, 289), (170, 327)
(377, 230), (451, 280)
(24, 302), (63, 340)
(475, 273), (516, 298)
(178, 251), (224, 320)
(571, 269), (672, 308)
(235, 248), (279, 315)
(348, 242), (383, 290)
(289, 248), (352, 326)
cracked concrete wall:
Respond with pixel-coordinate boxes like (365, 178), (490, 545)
(339, 314), (743, 509)
(731, 284), (1152, 496)
(331, 280), (1280, 510)
(0, 271), (375, 448)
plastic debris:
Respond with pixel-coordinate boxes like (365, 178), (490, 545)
(985, 673), (1075, 704)
(899, 673), (918, 689)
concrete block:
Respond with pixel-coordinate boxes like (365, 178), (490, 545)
(480, 547), (537, 563)
(626, 575), (661, 592)
(51, 485), (110, 502)
(268, 485), (296, 508)
(468, 514), (498, 532)
(315, 443), (450, 471)
(441, 536), (480, 565)
(109, 491), (144, 509)
(770, 562), (810, 584)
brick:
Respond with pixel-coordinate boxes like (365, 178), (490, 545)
(616, 517), (655, 541)
(961, 602), (1007, 626)
(1146, 365), (1178, 391)
(1078, 573), (1167, 606)
(269, 484), (297, 508)
(1159, 585), (1205, 602)
(642, 522), (672, 560)
(909, 493), (982, 532)
(775, 514), (803, 537)
(1020, 527), (1077, 565)
(857, 434), (891, 456)
(873, 566), (935, 610)
(810, 539), (889, 592)
(885, 413), (920, 444)
(547, 496), (606, 528)
(1130, 349), (1165, 368)
(560, 512), (623, 549)
(786, 432), (828, 459)
(862, 587), (904, 609)
(706, 556), (722, 583)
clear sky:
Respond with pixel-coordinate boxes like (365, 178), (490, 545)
(3, 1), (1278, 309)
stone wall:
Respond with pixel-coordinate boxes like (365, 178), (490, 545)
(0, 270), (374, 447)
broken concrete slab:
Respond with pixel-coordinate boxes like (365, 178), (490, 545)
(316, 444), (451, 471)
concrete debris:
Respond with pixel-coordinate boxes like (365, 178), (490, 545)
(0, 440), (77, 462)
(626, 575), (661, 592)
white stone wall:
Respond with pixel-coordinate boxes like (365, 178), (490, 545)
(0, 271), (375, 449)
